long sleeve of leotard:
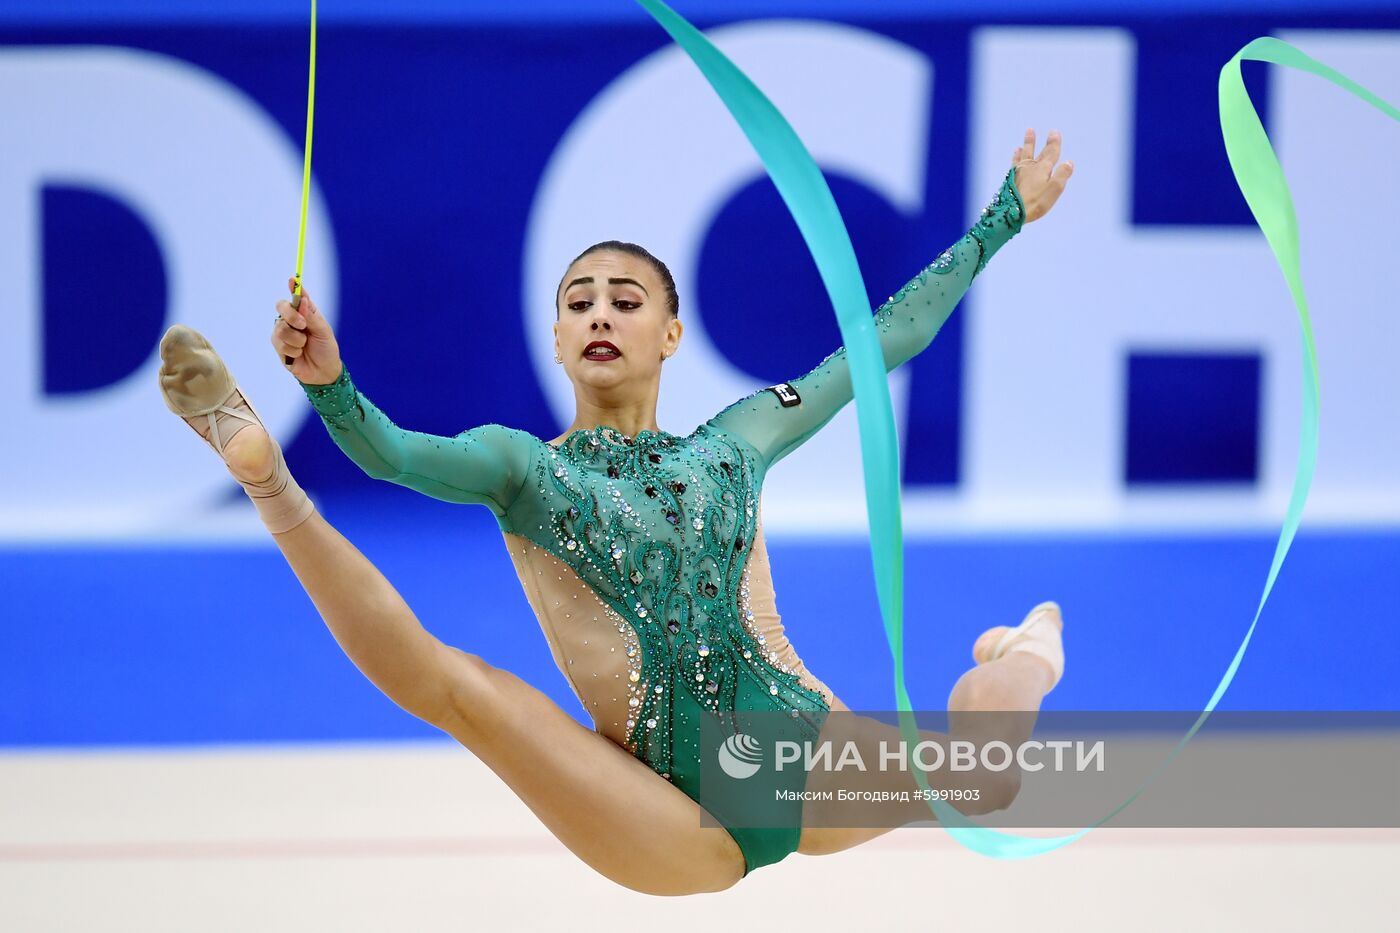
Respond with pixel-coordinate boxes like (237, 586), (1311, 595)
(300, 366), (531, 517)
(704, 167), (1026, 469)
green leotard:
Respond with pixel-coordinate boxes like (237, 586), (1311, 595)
(302, 169), (1025, 874)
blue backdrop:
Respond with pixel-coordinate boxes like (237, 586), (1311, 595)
(4, 1), (1398, 746)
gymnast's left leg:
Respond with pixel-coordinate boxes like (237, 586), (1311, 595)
(797, 604), (1064, 856)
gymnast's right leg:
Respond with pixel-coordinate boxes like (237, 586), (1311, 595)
(157, 326), (746, 895)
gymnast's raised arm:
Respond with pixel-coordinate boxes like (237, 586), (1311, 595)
(272, 277), (530, 516)
(703, 128), (1073, 469)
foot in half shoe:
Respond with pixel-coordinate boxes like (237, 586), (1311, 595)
(971, 601), (1065, 692)
(158, 324), (314, 533)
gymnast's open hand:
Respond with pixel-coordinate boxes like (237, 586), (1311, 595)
(273, 276), (343, 386)
(1011, 128), (1074, 223)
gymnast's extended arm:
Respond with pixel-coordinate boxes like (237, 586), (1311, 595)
(299, 367), (531, 518)
(705, 133), (1072, 468)
(269, 273), (530, 516)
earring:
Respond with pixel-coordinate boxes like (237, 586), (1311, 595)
(554, 354), (563, 364)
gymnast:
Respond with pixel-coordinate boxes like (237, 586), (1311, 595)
(158, 128), (1073, 894)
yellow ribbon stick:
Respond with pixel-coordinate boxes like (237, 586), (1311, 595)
(283, 0), (317, 365)
(292, 0), (317, 311)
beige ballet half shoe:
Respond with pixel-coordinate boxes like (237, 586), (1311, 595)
(159, 324), (257, 454)
(158, 324), (313, 533)
(972, 601), (1065, 691)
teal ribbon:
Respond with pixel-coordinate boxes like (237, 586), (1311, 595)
(635, 2), (1399, 856)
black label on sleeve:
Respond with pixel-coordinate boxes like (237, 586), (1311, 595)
(767, 383), (802, 408)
